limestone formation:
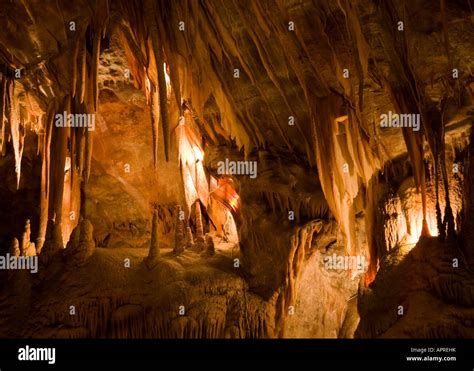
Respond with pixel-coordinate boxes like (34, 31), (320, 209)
(201, 235), (215, 257)
(10, 238), (20, 257)
(173, 205), (185, 255)
(63, 219), (95, 267)
(194, 201), (205, 252)
(185, 226), (194, 249)
(20, 220), (36, 257)
(146, 208), (160, 269)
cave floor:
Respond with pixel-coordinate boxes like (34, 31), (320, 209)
(0, 241), (267, 338)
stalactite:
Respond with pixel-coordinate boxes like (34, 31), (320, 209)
(0, 67), (6, 156)
(9, 81), (24, 189)
(149, 83), (160, 167)
(156, 47), (170, 162)
(156, 15), (182, 114)
(50, 97), (70, 249)
(441, 153), (456, 241)
(77, 125), (86, 177)
(435, 153), (445, 240)
(277, 220), (320, 337)
(144, 0), (170, 161)
(71, 35), (81, 98)
(364, 177), (379, 286)
(120, 25), (148, 71)
(77, 41), (87, 104)
(146, 207), (160, 269)
(84, 123), (93, 182)
(37, 103), (55, 252)
(91, 32), (101, 112)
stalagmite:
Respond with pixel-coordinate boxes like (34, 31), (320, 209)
(202, 235), (215, 257)
(185, 226), (194, 249)
(64, 219), (95, 266)
(65, 222), (81, 250)
(146, 208), (160, 269)
(10, 238), (20, 257)
(20, 220), (36, 257)
(173, 205), (185, 255)
(73, 219), (95, 267)
(194, 201), (205, 251)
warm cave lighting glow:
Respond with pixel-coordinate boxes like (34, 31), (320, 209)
(145, 74), (151, 102)
(164, 62), (171, 93)
(64, 156), (71, 173)
(228, 193), (240, 212)
(210, 177), (240, 212)
(193, 145), (203, 162)
(404, 215), (438, 246)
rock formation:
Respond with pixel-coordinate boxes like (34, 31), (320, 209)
(201, 235), (215, 257)
(146, 208), (160, 269)
(65, 219), (96, 267)
(185, 226), (194, 249)
(193, 201), (205, 252)
(173, 205), (185, 255)
(20, 220), (36, 257)
(9, 238), (20, 257)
